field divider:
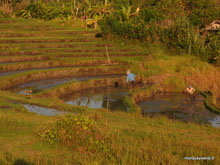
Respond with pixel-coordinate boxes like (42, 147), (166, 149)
(37, 77), (127, 98)
(0, 55), (51, 63)
(0, 49), (137, 56)
(201, 91), (220, 114)
(0, 54), (147, 63)
(0, 38), (100, 43)
(0, 58), (120, 72)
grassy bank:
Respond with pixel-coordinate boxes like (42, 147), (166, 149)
(0, 65), (126, 90)
(0, 105), (219, 164)
(38, 77), (127, 98)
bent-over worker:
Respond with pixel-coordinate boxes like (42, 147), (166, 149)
(126, 70), (136, 88)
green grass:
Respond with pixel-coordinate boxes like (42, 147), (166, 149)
(0, 17), (220, 164)
(0, 105), (219, 164)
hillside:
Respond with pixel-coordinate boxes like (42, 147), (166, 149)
(0, 0), (220, 164)
(0, 17), (219, 164)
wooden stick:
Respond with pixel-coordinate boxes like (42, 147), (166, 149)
(105, 44), (111, 64)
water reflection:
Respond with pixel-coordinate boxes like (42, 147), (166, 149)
(139, 93), (220, 128)
(64, 87), (129, 111)
(22, 104), (66, 116)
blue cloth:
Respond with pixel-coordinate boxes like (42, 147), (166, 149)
(126, 73), (136, 83)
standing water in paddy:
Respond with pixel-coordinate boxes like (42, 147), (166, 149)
(14, 74), (125, 94)
(22, 104), (66, 116)
(64, 87), (130, 111)
(138, 93), (220, 128)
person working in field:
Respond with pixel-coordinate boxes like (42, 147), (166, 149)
(186, 85), (196, 100)
(186, 85), (195, 95)
(126, 70), (136, 88)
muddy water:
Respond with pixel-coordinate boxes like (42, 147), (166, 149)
(22, 104), (66, 116)
(138, 93), (220, 128)
(16, 74), (125, 95)
(63, 87), (130, 111)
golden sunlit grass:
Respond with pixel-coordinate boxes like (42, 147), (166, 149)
(1, 105), (219, 164)
(0, 17), (220, 164)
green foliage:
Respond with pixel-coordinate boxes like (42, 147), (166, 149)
(186, 0), (220, 28)
(112, 0), (131, 9)
(0, 154), (7, 165)
(144, 64), (162, 77)
(98, 0), (220, 62)
(17, 1), (60, 20)
(12, 0), (220, 62)
(201, 91), (220, 114)
(123, 96), (141, 113)
(140, 7), (163, 23)
(99, 15), (146, 40)
(204, 31), (220, 62)
(37, 114), (109, 153)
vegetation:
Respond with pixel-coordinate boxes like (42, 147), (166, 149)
(0, 1), (220, 164)
(0, 105), (220, 164)
(201, 91), (220, 114)
(2, 0), (220, 63)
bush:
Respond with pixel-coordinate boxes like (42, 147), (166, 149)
(17, 2), (60, 20)
(99, 14), (147, 41)
(204, 31), (220, 62)
(140, 8), (163, 23)
(37, 114), (108, 153)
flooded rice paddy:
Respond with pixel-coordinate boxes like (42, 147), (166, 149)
(0, 68), (56, 77)
(138, 93), (220, 128)
(64, 87), (220, 128)
(64, 87), (130, 111)
(7, 70), (220, 128)
(14, 74), (125, 94)
(63, 87), (220, 128)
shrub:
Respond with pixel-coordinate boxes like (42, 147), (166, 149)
(203, 31), (220, 63)
(17, 1), (60, 20)
(140, 8), (163, 23)
(37, 114), (108, 153)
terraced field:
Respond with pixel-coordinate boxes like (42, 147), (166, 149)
(1, 18), (220, 165)
(0, 18), (148, 113)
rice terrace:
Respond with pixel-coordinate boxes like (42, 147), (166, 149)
(0, 0), (220, 164)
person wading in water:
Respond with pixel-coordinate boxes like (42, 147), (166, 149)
(186, 85), (195, 96)
(185, 85), (196, 114)
(126, 70), (136, 91)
